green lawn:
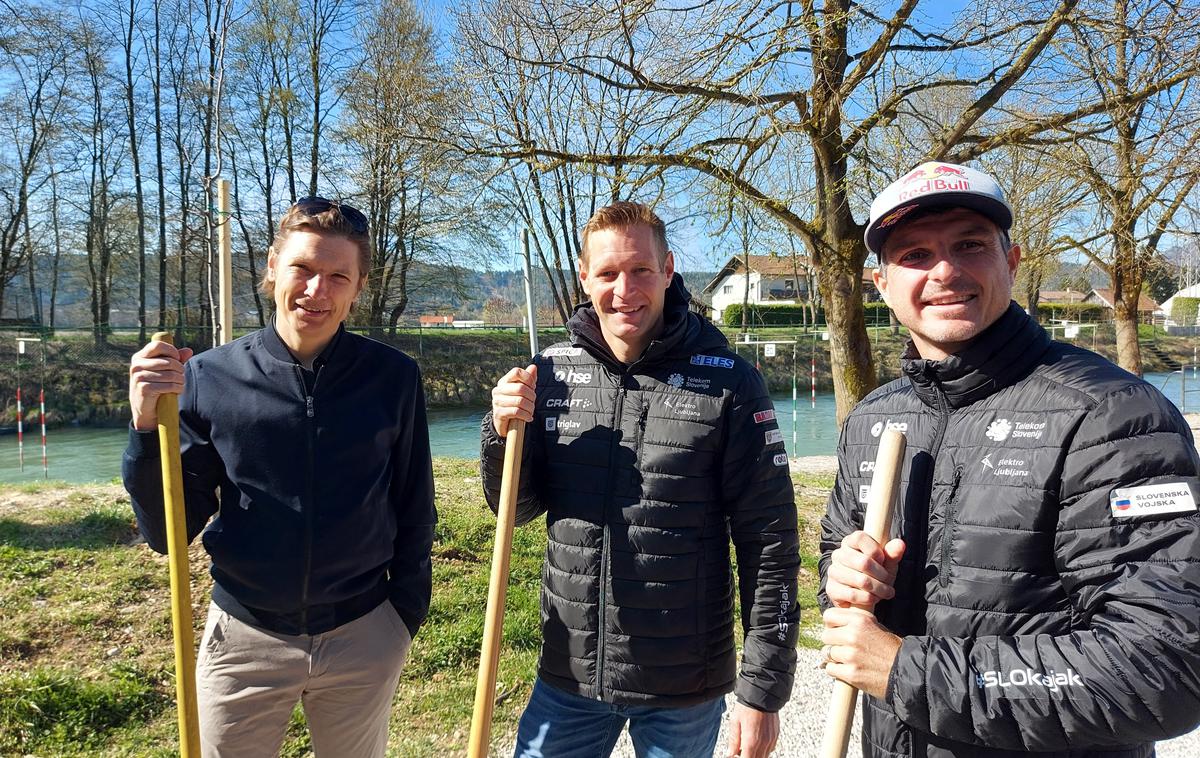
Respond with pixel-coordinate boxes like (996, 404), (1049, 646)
(0, 461), (832, 757)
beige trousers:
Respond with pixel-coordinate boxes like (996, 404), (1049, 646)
(195, 599), (412, 758)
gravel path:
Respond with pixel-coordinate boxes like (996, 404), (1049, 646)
(596, 646), (1200, 756)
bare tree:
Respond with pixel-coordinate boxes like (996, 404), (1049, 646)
(450, 0), (1188, 420)
(0, 1), (73, 320)
(344, 0), (499, 335)
(981, 144), (1089, 321)
(1055, 0), (1200, 373)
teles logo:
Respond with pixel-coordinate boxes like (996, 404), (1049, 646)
(871, 419), (908, 438)
(690, 354), (734, 369)
(553, 367), (592, 385)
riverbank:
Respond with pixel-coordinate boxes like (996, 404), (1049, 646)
(0, 326), (1194, 424)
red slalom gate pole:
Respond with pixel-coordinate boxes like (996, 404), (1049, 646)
(39, 387), (46, 479)
(16, 386), (23, 472)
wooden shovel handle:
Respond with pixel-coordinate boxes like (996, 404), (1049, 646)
(152, 331), (201, 757)
(819, 429), (907, 758)
(468, 419), (526, 758)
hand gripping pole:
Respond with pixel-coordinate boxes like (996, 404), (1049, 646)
(819, 429), (907, 758)
(153, 331), (201, 757)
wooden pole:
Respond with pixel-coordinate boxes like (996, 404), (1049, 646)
(217, 179), (233, 346)
(153, 331), (201, 757)
(819, 429), (907, 758)
(467, 420), (526, 758)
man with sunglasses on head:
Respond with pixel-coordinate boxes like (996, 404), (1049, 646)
(124, 197), (435, 758)
(818, 163), (1200, 757)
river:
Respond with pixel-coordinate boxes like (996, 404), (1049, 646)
(0, 371), (1192, 485)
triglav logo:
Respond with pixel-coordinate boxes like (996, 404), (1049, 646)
(554, 367), (592, 385)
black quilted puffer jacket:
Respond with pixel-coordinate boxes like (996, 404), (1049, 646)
(482, 275), (800, 712)
(820, 303), (1200, 757)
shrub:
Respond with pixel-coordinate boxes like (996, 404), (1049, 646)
(1171, 297), (1200, 325)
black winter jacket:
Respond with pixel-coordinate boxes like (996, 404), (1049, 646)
(820, 303), (1200, 757)
(481, 276), (800, 712)
(123, 323), (436, 637)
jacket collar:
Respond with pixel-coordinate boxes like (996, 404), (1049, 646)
(262, 317), (347, 370)
(901, 301), (1051, 409)
(568, 274), (727, 371)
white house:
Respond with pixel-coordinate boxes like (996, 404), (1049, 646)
(703, 255), (810, 323)
(702, 254), (879, 323)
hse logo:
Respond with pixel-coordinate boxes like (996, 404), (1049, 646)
(667, 373), (685, 388)
(554, 367), (592, 385)
(545, 416), (581, 432)
(690, 354), (735, 369)
(870, 419), (908, 438)
(975, 668), (1084, 693)
(545, 397), (591, 410)
(985, 418), (1045, 442)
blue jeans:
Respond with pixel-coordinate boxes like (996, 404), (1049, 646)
(513, 679), (725, 758)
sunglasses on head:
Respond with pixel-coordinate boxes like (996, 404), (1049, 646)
(292, 196), (369, 235)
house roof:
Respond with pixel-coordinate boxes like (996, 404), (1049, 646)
(1086, 288), (1159, 312)
(703, 254), (875, 292)
(704, 254), (811, 293)
(1038, 289), (1088, 304)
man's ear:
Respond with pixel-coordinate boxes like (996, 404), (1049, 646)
(872, 266), (890, 307)
(1007, 243), (1022, 283)
(266, 247), (277, 281)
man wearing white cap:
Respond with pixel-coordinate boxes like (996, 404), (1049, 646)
(817, 162), (1200, 756)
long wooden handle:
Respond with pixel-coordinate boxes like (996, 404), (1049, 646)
(153, 331), (201, 757)
(819, 429), (907, 758)
(468, 419), (526, 758)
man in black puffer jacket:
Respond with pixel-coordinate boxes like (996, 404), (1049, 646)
(483, 202), (799, 758)
(819, 162), (1200, 757)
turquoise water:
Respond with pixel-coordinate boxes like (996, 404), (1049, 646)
(1, 371), (1191, 484)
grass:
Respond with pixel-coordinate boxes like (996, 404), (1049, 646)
(0, 460), (833, 756)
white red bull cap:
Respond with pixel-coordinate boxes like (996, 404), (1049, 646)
(864, 161), (1013, 256)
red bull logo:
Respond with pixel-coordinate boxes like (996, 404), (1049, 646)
(897, 175), (971, 202)
(934, 164), (966, 177)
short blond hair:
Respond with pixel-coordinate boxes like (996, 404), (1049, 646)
(580, 201), (669, 266)
(260, 199), (370, 298)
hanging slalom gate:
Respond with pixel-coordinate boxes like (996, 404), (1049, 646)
(14, 337), (48, 479)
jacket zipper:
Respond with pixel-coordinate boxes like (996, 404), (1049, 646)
(295, 364), (322, 630)
(596, 381), (625, 700)
(938, 465), (965, 588)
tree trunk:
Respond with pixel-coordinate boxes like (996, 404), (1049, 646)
(819, 256), (877, 423)
(125, 0), (148, 342)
